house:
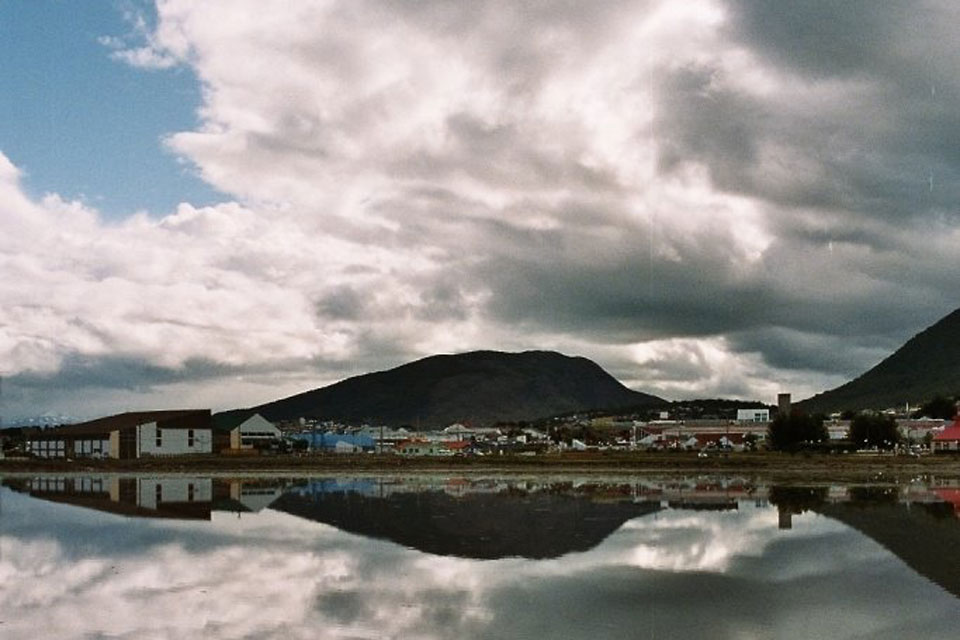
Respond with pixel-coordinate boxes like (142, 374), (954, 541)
(932, 417), (960, 452)
(24, 410), (213, 459)
(443, 423), (474, 441)
(443, 440), (473, 455)
(214, 412), (281, 451)
(736, 408), (770, 423)
(395, 439), (451, 456)
(334, 439), (364, 454)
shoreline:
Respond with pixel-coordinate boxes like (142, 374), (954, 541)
(4, 451), (960, 480)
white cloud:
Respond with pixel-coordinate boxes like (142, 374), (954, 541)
(109, 46), (179, 70)
(8, 1), (960, 415)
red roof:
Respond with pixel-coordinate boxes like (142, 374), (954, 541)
(933, 417), (960, 441)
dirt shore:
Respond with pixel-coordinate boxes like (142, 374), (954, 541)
(4, 451), (960, 480)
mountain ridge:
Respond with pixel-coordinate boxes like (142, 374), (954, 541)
(222, 349), (664, 427)
(798, 307), (960, 413)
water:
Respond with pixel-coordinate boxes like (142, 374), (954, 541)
(2, 474), (960, 639)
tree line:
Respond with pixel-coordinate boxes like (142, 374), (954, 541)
(767, 412), (901, 452)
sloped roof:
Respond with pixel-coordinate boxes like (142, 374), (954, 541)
(933, 418), (960, 441)
(26, 410), (211, 437)
(212, 411), (257, 432)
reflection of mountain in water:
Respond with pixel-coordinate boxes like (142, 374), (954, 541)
(817, 500), (960, 599)
(271, 485), (662, 559)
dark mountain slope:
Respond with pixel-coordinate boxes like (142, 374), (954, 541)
(224, 350), (664, 428)
(817, 500), (960, 599)
(270, 487), (662, 560)
(798, 308), (960, 413)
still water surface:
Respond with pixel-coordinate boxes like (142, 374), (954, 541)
(2, 474), (960, 639)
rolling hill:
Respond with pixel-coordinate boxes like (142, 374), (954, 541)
(222, 350), (664, 428)
(798, 307), (960, 413)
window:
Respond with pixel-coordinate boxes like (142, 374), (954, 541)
(156, 428), (162, 448)
(156, 483), (163, 503)
(188, 429), (195, 448)
(188, 483), (195, 502)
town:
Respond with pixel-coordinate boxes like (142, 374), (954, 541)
(6, 392), (960, 462)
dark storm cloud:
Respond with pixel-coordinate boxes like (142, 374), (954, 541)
(315, 286), (367, 321)
(729, 328), (896, 377)
(8, 354), (279, 393)
(725, 0), (907, 79)
(476, 220), (915, 339)
(654, 1), (960, 226)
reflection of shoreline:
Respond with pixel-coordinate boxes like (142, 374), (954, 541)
(8, 474), (960, 516)
(5, 452), (960, 477)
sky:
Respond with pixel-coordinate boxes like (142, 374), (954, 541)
(2, 0), (960, 421)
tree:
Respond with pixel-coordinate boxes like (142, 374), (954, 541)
(849, 413), (900, 450)
(767, 413), (828, 451)
(915, 394), (957, 420)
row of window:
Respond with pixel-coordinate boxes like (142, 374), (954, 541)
(28, 440), (65, 458)
(29, 429), (207, 458)
(75, 439), (109, 456)
(154, 429), (197, 448)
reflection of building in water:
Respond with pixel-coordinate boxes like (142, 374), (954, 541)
(24, 410), (213, 459)
(5, 476), (296, 518)
(5, 476), (217, 520)
(226, 481), (284, 512)
(933, 488), (960, 515)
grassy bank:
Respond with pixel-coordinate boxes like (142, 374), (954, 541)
(4, 451), (960, 480)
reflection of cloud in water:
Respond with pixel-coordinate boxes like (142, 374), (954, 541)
(608, 508), (884, 579)
(2, 492), (960, 639)
(618, 509), (781, 572)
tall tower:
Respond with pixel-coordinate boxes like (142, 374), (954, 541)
(778, 393), (792, 417)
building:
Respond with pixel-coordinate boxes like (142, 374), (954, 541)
(737, 408), (770, 423)
(214, 413), (281, 451)
(442, 423), (474, 441)
(932, 417), (960, 452)
(289, 432), (375, 452)
(25, 410), (213, 459)
(778, 393), (792, 417)
(395, 439), (462, 456)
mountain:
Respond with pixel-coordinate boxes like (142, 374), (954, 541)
(223, 350), (664, 427)
(271, 486), (662, 560)
(798, 307), (960, 413)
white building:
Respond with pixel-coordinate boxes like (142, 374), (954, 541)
(737, 409), (770, 423)
(26, 410), (214, 459)
(214, 413), (281, 450)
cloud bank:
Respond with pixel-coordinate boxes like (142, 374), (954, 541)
(4, 0), (960, 417)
